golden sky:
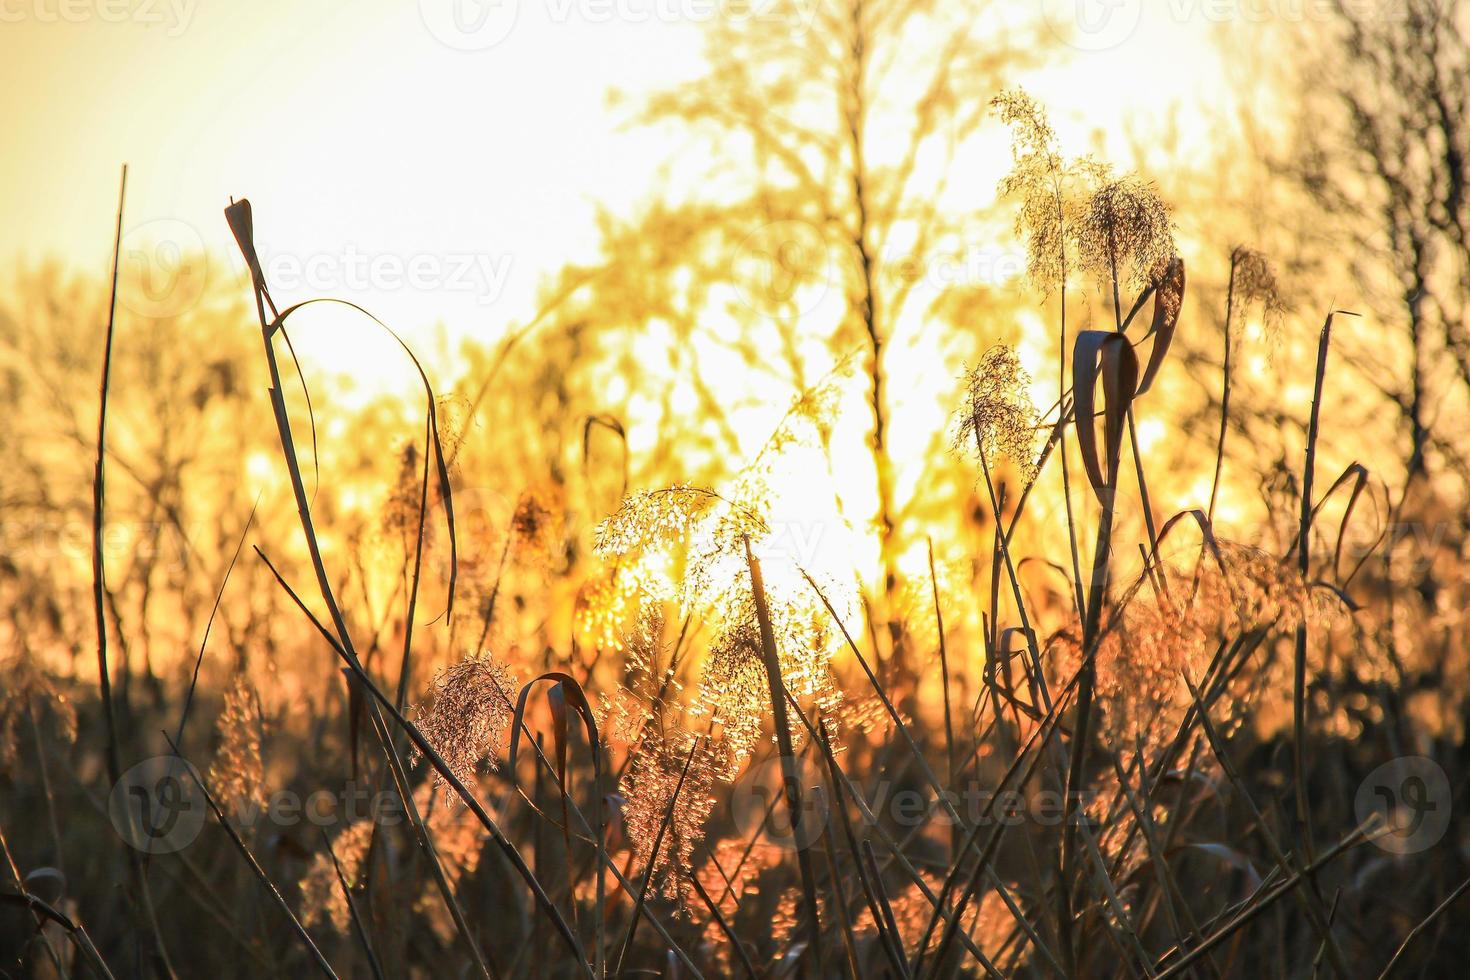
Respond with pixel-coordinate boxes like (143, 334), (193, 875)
(0, 0), (1336, 644)
(0, 0), (1268, 395)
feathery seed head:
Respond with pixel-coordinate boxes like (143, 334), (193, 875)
(208, 675), (265, 819)
(415, 653), (519, 797)
(1078, 175), (1175, 290)
(954, 345), (1041, 478)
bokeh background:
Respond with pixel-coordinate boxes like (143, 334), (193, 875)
(2, 0), (1467, 976)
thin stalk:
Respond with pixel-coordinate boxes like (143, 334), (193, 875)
(977, 452), (1050, 711)
(1184, 677), (1349, 976)
(0, 827), (69, 976)
(688, 873), (760, 980)
(92, 165), (177, 980)
(1294, 314), (1337, 869)
(814, 721), (907, 978)
(745, 538), (826, 977)
(26, 705), (66, 878)
(92, 164), (127, 790)
(165, 737), (338, 978)
(393, 413), (435, 713)
(818, 801), (862, 980)
(1152, 828), (1368, 979)
(1108, 261), (1160, 559)
(360, 679), (498, 979)
(0, 892), (115, 980)
(613, 732), (701, 975)
(323, 828), (388, 980)
(1059, 483), (1118, 976)
(1375, 875), (1470, 979)
(1055, 194), (1087, 616)
(921, 679), (1078, 976)
(862, 839), (910, 979)
(798, 701), (1018, 976)
(926, 538), (957, 856)
(228, 202), (587, 972)
(255, 547), (581, 973)
(1207, 254), (1239, 524)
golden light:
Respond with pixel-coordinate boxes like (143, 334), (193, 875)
(8, 1), (1454, 975)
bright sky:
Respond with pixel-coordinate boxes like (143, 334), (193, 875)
(0, 0), (1256, 387)
(0, 0), (1308, 599)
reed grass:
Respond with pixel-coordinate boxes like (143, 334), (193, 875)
(1, 101), (1466, 980)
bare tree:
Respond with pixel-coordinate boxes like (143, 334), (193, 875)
(539, 0), (1040, 664)
(1303, 0), (1470, 492)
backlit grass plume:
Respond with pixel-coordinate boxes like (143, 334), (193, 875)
(954, 344), (1041, 478)
(693, 620), (769, 766)
(993, 88), (1066, 292)
(0, 655), (77, 770)
(595, 486), (770, 607)
(993, 88), (1108, 295)
(1230, 244), (1289, 340)
(619, 727), (720, 909)
(1050, 539), (1347, 753)
(299, 820), (374, 933)
(207, 675), (265, 819)
(596, 473), (849, 773)
(415, 652), (519, 794)
(694, 600), (842, 770)
(1077, 173), (1176, 292)
(594, 485), (766, 562)
(574, 564), (643, 655)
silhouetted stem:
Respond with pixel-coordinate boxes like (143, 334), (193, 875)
(745, 537), (825, 977)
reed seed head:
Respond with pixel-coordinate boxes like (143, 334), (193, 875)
(415, 653), (519, 796)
